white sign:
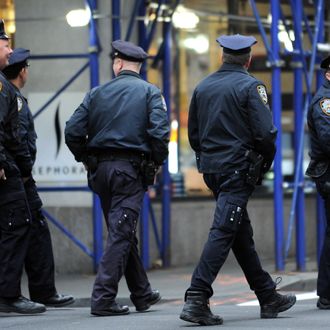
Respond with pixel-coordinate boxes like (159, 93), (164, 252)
(28, 92), (87, 182)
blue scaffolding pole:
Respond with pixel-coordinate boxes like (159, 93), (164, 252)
(285, 0), (324, 269)
(161, 0), (172, 267)
(88, 0), (103, 272)
(315, 0), (326, 265)
(137, 0), (151, 269)
(250, 0), (284, 271)
(109, 0), (172, 269)
(112, 0), (121, 41)
(270, 0), (285, 271)
(292, 0), (306, 271)
(31, 0), (102, 273)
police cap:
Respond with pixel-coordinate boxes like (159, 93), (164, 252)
(216, 34), (257, 55)
(0, 19), (9, 40)
(320, 55), (330, 70)
(8, 48), (30, 66)
(2, 48), (30, 80)
(110, 40), (148, 62)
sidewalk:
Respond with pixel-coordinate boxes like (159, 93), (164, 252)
(21, 255), (319, 308)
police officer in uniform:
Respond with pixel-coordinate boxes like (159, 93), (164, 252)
(65, 40), (169, 316)
(180, 34), (296, 326)
(306, 55), (330, 309)
(2, 48), (75, 307)
(0, 20), (45, 314)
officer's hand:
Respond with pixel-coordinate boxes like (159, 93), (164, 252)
(83, 162), (88, 171)
(0, 168), (6, 180)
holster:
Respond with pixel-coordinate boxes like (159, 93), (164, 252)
(140, 160), (158, 187)
(306, 159), (329, 178)
(86, 155), (98, 172)
(245, 150), (264, 186)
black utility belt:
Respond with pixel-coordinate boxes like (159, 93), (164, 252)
(96, 150), (146, 163)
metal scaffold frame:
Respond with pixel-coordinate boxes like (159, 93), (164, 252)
(250, 0), (326, 271)
(109, 0), (177, 269)
(31, 0), (174, 272)
(26, 0), (326, 273)
(30, 0), (103, 273)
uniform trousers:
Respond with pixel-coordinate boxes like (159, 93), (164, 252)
(314, 167), (330, 299)
(0, 175), (31, 298)
(89, 160), (152, 310)
(188, 171), (276, 304)
(23, 176), (56, 301)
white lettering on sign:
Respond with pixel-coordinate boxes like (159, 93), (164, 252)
(28, 92), (87, 182)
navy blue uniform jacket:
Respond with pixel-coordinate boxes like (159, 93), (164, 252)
(65, 70), (169, 165)
(188, 63), (277, 174)
(0, 71), (32, 177)
(306, 79), (330, 178)
(307, 80), (330, 161)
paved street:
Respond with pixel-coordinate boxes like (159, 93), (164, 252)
(0, 258), (325, 329)
(0, 295), (328, 330)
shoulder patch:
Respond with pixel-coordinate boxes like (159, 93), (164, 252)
(320, 98), (330, 116)
(17, 96), (23, 111)
(161, 95), (167, 112)
(257, 85), (268, 105)
(0, 81), (2, 92)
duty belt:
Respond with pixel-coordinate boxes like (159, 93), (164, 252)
(96, 149), (146, 163)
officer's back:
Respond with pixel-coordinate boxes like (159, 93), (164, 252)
(87, 72), (158, 152)
(189, 35), (276, 175)
(193, 66), (257, 152)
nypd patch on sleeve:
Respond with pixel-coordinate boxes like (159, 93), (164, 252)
(161, 95), (167, 112)
(17, 96), (23, 111)
(257, 85), (268, 105)
(320, 98), (330, 116)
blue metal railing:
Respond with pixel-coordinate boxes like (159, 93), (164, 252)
(30, 0), (103, 273)
(250, 0), (325, 270)
(285, 0), (324, 268)
(250, 0), (285, 271)
(161, 0), (172, 267)
(270, 0), (285, 271)
(111, 0), (173, 268)
(292, 0), (306, 271)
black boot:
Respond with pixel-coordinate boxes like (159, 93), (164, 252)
(34, 293), (75, 307)
(0, 296), (46, 314)
(317, 297), (330, 309)
(179, 291), (223, 326)
(91, 302), (130, 316)
(133, 290), (162, 312)
(260, 291), (296, 318)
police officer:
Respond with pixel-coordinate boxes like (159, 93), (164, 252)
(180, 34), (296, 325)
(0, 20), (45, 314)
(65, 40), (169, 316)
(306, 55), (330, 309)
(2, 48), (75, 307)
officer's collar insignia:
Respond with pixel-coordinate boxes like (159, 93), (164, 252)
(257, 85), (268, 105)
(17, 96), (23, 111)
(320, 98), (330, 116)
(0, 81), (2, 92)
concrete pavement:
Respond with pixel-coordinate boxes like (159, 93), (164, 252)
(0, 255), (319, 330)
(21, 254), (319, 308)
